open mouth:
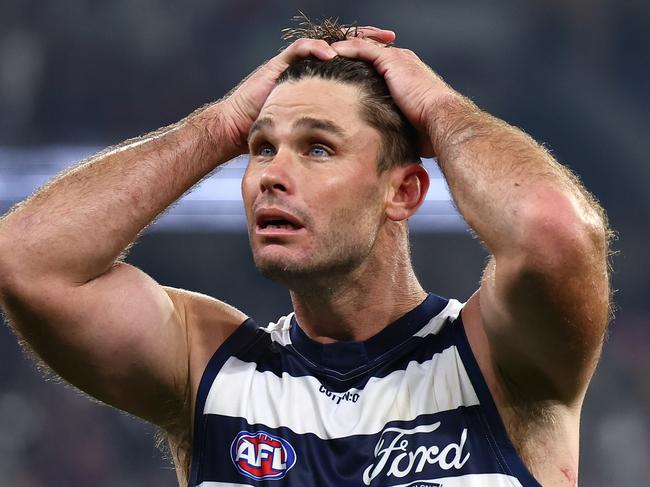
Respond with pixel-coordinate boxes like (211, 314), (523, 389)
(255, 208), (305, 234)
(259, 218), (302, 231)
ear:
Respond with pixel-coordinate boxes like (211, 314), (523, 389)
(385, 163), (430, 222)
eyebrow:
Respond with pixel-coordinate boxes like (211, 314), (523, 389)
(293, 117), (347, 138)
(248, 116), (348, 139)
(248, 117), (273, 138)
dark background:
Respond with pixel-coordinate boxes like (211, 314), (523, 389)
(0, 1), (648, 485)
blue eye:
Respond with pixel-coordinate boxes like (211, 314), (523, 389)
(258, 145), (275, 157)
(309, 146), (329, 157)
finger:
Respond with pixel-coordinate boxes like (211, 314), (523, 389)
(331, 38), (388, 65)
(356, 26), (396, 43)
(281, 38), (337, 63)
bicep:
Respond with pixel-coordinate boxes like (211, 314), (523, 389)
(3, 262), (190, 425)
(479, 243), (610, 403)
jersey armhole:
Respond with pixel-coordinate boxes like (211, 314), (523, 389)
(188, 317), (259, 486)
(452, 314), (543, 487)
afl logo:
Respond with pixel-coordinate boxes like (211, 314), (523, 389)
(230, 431), (297, 480)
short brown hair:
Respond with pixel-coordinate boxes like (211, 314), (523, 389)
(279, 15), (420, 172)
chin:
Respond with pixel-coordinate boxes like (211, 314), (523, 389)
(254, 253), (310, 282)
(254, 250), (368, 292)
(250, 230), (375, 288)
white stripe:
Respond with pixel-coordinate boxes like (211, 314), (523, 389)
(263, 313), (294, 347)
(414, 298), (464, 338)
(196, 472), (522, 487)
(197, 482), (253, 487)
(390, 473), (524, 487)
(264, 298), (464, 347)
(204, 344), (478, 439)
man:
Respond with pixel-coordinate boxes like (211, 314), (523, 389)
(0, 18), (611, 487)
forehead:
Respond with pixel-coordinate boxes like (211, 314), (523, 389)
(257, 77), (367, 130)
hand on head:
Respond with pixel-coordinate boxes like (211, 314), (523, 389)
(210, 21), (457, 159)
(202, 37), (337, 154)
(331, 29), (460, 157)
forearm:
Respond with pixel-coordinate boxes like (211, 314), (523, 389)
(428, 95), (607, 256)
(0, 103), (235, 284)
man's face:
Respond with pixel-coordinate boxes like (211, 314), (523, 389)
(241, 77), (390, 285)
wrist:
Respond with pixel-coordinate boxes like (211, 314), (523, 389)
(424, 94), (481, 156)
(182, 101), (245, 166)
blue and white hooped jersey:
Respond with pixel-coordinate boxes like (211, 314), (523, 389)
(188, 294), (541, 486)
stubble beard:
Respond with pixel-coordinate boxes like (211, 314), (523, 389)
(253, 212), (379, 296)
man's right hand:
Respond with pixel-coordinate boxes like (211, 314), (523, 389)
(201, 28), (398, 156)
(199, 39), (337, 155)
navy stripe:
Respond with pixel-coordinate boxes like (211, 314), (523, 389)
(188, 318), (263, 487)
(452, 315), (542, 487)
(189, 298), (541, 487)
(289, 293), (448, 372)
(198, 408), (513, 486)
(236, 319), (462, 393)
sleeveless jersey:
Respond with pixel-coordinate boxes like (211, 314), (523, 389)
(188, 294), (541, 486)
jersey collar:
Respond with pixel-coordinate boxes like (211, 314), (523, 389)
(289, 293), (448, 373)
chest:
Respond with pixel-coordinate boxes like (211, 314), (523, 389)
(206, 346), (478, 438)
(190, 345), (534, 486)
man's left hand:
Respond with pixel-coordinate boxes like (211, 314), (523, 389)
(332, 33), (460, 157)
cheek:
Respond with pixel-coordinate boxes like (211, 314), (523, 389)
(241, 171), (257, 214)
(322, 181), (384, 232)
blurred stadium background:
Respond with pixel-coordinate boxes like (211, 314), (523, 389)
(0, 1), (648, 485)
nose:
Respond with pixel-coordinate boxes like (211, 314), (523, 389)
(259, 150), (294, 194)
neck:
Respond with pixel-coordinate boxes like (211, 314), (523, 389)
(289, 225), (427, 343)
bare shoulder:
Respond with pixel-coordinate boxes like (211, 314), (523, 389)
(161, 288), (249, 483)
(165, 288), (248, 394)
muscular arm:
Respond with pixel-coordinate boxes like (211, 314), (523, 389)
(333, 37), (611, 404)
(0, 39), (338, 426)
(428, 97), (611, 402)
(0, 113), (241, 425)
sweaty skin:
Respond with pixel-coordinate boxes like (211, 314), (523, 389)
(0, 28), (608, 486)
